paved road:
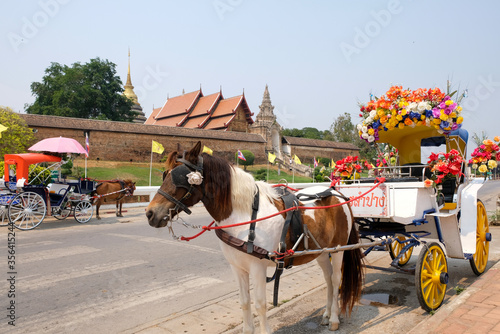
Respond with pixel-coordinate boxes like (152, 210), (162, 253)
(0, 180), (498, 334)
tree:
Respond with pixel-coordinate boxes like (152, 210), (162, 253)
(329, 112), (377, 161)
(26, 58), (135, 121)
(235, 150), (255, 170)
(0, 106), (36, 157)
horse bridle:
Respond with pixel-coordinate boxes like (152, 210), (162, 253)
(157, 154), (204, 217)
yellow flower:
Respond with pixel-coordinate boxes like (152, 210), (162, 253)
(377, 109), (385, 117)
(450, 112), (457, 118)
(421, 115), (426, 120)
(456, 116), (463, 124)
(368, 128), (375, 135)
(445, 100), (453, 106)
(456, 106), (462, 112)
(398, 123), (405, 129)
(396, 114), (403, 121)
(440, 113), (448, 121)
(400, 109), (407, 116)
(478, 164), (488, 173)
(433, 118), (441, 124)
(488, 160), (498, 169)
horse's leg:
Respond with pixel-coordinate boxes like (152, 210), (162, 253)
(95, 199), (101, 220)
(317, 252), (343, 331)
(231, 265), (254, 334)
(250, 263), (271, 334)
(116, 200), (123, 217)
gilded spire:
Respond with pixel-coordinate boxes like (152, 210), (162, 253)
(123, 48), (139, 105)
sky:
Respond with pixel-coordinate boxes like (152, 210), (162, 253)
(2, 0), (500, 156)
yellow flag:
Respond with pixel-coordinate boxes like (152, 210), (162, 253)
(331, 159), (336, 168)
(268, 152), (276, 164)
(203, 145), (213, 155)
(293, 154), (301, 165)
(0, 124), (7, 138)
(152, 140), (164, 154)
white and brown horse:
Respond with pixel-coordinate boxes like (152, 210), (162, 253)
(146, 142), (363, 333)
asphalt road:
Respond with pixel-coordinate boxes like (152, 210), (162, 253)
(0, 180), (498, 334)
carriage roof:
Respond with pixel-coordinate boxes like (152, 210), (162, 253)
(4, 153), (61, 182)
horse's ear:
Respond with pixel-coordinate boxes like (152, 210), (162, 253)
(165, 151), (178, 169)
(188, 141), (202, 159)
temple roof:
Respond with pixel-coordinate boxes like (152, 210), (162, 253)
(145, 89), (254, 130)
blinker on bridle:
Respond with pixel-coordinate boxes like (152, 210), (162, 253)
(157, 154), (204, 217)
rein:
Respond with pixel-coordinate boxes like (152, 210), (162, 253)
(178, 177), (386, 242)
(92, 186), (134, 199)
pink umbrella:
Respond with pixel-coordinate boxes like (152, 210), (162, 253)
(28, 136), (87, 154)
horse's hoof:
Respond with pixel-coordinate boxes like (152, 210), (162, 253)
(329, 322), (339, 331)
(117, 214), (123, 217)
(97, 216), (101, 220)
(320, 316), (329, 326)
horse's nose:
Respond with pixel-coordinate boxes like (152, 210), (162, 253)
(145, 209), (154, 222)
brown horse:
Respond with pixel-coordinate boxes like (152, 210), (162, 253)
(93, 179), (136, 219)
(145, 142), (364, 333)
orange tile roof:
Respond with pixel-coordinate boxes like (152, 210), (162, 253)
(152, 114), (188, 127)
(183, 115), (210, 128)
(154, 90), (201, 120)
(145, 107), (162, 125)
(190, 92), (222, 117)
(211, 95), (241, 117)
(204, 114), (235, 130)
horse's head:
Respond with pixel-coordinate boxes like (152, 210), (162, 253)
(123, 179), (136, 195)
(146, 142), (206, 228)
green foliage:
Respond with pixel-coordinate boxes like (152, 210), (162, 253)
(0, 106), (36, 156)
(61, 160), (73, 176)
(28, 165), (52, 185)
(330, 112), (377, 162)
(26, 58), (135, 121)
(313, 166), (332, 182)
(254, 168), (267, 181)
(0, 161), (3, 178)
(235, 150), (255, 166)
(281, 127), (331, 140)
(319, 157), (331, 166)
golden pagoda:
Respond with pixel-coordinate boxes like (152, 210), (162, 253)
(124, 49), (146, 123)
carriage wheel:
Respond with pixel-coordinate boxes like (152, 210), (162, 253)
(470, 200), (490, 276)
(74, 201), (93, 223)
(0, 205), (9, 226)
(389, 236), (414, 266)
(52, 201), (72, 220)
(415, 242), (448, 312)
(8, 192), (46, 230)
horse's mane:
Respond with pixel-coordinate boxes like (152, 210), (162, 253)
(202, 153), (233, 214)
(230, 165), (279, 214)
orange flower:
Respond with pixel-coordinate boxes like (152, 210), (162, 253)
(483, 139), (494, 146)
(494, 136), (500, 142)
(424, 179), (434, 188)
(404, 117), (414, 126)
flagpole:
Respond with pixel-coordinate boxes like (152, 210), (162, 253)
(85, 156), (87, 178)
(149, 150), (153, 187)
(267, 154), (269, 183)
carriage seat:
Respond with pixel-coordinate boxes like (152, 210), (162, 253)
(400, 163), (432, 181)
(48, 183), (71, 206)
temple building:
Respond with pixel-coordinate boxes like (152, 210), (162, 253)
(123, 50), (147, 123)
(249, 85), (282, 156)
(145, 89), (254, 132)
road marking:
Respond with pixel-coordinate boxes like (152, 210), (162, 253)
(18, 260), (148, 292)
(11, 275), (223, 333)
(107, 233), (221, 254)
(20, 245), (100, 264)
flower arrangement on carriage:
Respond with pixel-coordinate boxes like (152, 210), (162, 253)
(330, 155), (373, 182)
(357, 85), (464, 143)
(469, 136), (500, 177)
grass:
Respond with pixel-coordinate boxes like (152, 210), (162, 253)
(68, 161), (315, 186)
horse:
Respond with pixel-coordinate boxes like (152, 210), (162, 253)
(145, 142), (363, 333)
(93, 179), (136, 219)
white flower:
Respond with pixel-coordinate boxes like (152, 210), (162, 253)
(367, 135), (375, 142)
(186, 171), (203, 185)
(362, 133), (369, 139)
(362, 126), (368, 133)
(408, 102), (418, 112)
(356, 123), (362, 131)
(418, 101), (431, 112)
(370, 110), (377, 118)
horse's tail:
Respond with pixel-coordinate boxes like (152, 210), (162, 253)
(340, 222), (364, 315)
